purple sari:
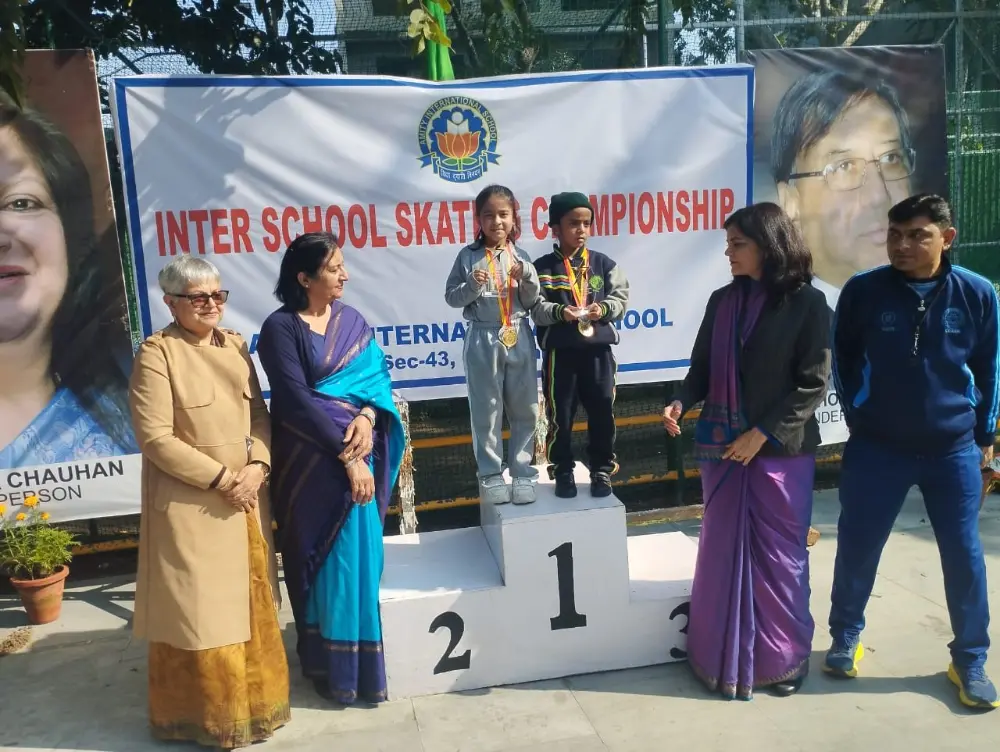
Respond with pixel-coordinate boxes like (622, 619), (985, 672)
(687, 282), (815, 700)
(258, 302), (404, 703)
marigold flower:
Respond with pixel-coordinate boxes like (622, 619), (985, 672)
(23, 496), (39, 508)
(0, 503), (6, 516)
(15, 513), (27, 522)
(40, 512), (50, 521)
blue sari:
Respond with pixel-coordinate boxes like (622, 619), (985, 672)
(258, 302), (404, 704)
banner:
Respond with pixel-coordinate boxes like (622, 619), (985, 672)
(746, 45), (948, 444)
(0, 50), (140, 523)
(112, 67), (753, 402)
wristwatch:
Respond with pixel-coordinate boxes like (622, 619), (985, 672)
(249, 460), (271, 485)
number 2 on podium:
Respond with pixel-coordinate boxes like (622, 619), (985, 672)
(429, 611), (472, 675)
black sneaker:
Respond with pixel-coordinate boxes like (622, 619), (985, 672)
(554, 473), (577, 498)
(590, 472), (612, 497)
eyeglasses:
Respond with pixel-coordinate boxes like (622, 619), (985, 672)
(788, 148), (916, 192)
(172, 290), (230, 308)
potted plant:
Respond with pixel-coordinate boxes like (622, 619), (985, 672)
(0, 496), (76, 625)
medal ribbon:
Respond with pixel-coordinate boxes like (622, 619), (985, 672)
(563, 248), (590, 310)
(486, 243), (514, 329)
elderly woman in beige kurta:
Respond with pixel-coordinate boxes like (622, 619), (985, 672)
(129, 256), (290, 749)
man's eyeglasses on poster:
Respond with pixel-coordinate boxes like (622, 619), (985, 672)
(789, 147), (916, 192)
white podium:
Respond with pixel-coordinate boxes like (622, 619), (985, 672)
(378, 463), (697, 700)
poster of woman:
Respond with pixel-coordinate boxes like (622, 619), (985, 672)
(0, 50), (138, 521)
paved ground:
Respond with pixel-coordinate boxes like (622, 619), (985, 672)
(2, 488), (1000, 751)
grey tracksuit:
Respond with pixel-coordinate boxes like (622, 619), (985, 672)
(445, 240), (541, 481)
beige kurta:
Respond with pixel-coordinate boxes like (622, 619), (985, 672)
(129, 324), (280, 651)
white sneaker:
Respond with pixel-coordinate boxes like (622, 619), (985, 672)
(511, 478), (536, 505)
(481, 476), (510, 505)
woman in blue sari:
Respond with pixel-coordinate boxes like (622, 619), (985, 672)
(257, 232), (405, 704)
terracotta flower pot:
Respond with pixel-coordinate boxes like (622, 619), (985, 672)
(10, 566), (70, 625)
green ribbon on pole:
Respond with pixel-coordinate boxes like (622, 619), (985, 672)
(426, 1), (454, 81)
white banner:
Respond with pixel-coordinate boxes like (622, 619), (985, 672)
(112, 67), (754, 402)
(0, 456), (142, 523)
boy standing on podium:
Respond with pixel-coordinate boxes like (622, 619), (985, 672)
(532, 192), (630, 499)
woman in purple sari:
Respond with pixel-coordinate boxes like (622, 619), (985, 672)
(257, 232), (405, 704)
(663, 203), (831, 699)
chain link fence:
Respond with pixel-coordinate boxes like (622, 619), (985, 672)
(83, 2), (1000, 531)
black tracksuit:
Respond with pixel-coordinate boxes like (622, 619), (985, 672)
(531, 247), (630, 478)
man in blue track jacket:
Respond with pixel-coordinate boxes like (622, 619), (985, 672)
(827, 194), (999, 710)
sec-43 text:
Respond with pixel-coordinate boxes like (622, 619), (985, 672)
(384, 351), (456, 371)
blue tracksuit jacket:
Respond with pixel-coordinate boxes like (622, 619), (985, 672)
(832, 256), (1000, 454)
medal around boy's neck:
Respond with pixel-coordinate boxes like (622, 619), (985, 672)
(556, 243), (586, 258)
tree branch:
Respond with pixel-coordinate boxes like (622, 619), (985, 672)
(449, 0), (481, 72)
(841, 0), (884, 46)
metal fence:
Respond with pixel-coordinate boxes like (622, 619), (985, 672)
(88, 0), (1000, 521)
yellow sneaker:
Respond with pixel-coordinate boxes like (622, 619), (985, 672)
(823, 639), (864, 678)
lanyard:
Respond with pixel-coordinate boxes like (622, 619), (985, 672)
(562, 248), (590, 308)
(485, 243), (514, 327)
(910, 282), (945, 358)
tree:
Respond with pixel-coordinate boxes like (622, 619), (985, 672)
(475, 0), (578, 75)
(405, 0), (578, 78)
(1, 0), (342, 108)
(0, 0), (26, 106)
(673, 0), (999, 83)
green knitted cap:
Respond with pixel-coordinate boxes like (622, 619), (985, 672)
(548, 192), (593, 227)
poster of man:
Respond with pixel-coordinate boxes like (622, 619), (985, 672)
(0, 50), (138, 521)
(746, 45), (948, 442)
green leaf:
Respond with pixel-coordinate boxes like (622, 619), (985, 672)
(429, 26), (452, 47)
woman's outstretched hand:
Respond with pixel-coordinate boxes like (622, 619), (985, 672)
(662, 400), (683, 437)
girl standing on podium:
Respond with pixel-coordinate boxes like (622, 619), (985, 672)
(445, 185), (542, 506)
(662, 203), (830, 699)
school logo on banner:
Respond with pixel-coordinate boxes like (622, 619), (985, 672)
(417, 96), (500, 184)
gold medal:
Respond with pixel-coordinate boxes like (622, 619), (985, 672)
(487, 243), (516, 346)
(498, 325), (519, 348)
(578, 321), (595, 338)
